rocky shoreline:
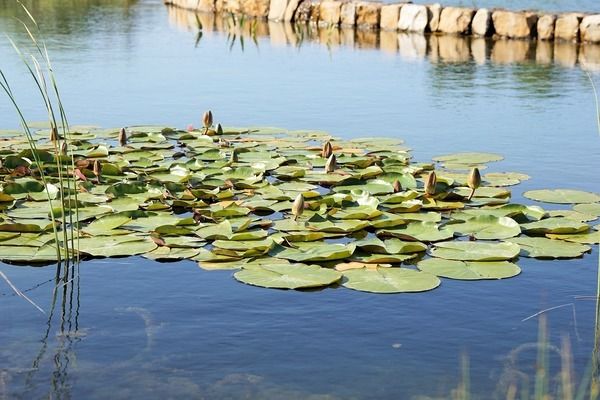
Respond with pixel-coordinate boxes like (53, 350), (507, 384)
(164, 0), (600, 43)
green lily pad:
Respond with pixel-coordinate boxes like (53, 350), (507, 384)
(433, 152), (503, 165)
(573, 203), (600, 217)
(523, 189), (600, 204)
(417, 258), (520, 280)
(377, 221), (454, 242)
(341, 267), (440, 294)
(505, 236), (590, 259)
(429, 241), (520, 261)
(77, 236), (157, 257)
(446, 215), (521, 240)
(520, 218), (589, 235)
(234, 263), (342, 289)
(272, 242), (356, 262)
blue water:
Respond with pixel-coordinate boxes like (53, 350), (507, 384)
(1, 0), (600, 398)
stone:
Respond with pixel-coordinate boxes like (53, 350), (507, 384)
(427, 3), (441, 32)
(196, 0), (216, 12)
(398, 4), (428, 33)
(283, 0), (301, 21)
(555, 13), (583, 42)
(471, 8), (492, 36)
(294, 0), (313, 21)
(340, 2), (357, 26)
(537, 14), (556, 40)
(241, 0), (270, 17)
(380, 4), (402, 31)
(437, 7), (475, 35)
(268, 0), (289, 21)
(356, 2), (382, 30)
(222, 0), (241, 13)
(319, 1), (342, 25)
(492, 10), (538, 39)
(581, 15), (600, 43)
(309, 2), (320, 23)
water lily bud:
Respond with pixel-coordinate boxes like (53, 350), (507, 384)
(325, 154), (336, 173)
(203, 110), (213, 128)
(93, 160), (102, 179)
(393, 180), (401, 193)
(60, 141), (68, 156)
(230, 149), (238, 163)
(292, 193), (305, 221)
(118, 127), (127, 146)
(467, 167), (481, 201)
(322, 141), (333, 158)
(216, 123), (223, 135)
(50, 126), (58, 142)
(468, 167), (481, 190)
(424, 171), (437, 196)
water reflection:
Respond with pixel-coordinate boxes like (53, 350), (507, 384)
(168, 5), (600, 72)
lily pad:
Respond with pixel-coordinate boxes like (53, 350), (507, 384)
(446, 215), (521, 240)
(341, 268), (440, 294)
(234, 263), (342, 289)
(429, 241), (520, 261)
(505, 236), (590, 259)
(417, 258), (520, 280)
(523, 189), (600, 204)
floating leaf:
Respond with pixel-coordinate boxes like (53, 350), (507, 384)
(377, 221), (454, 242)
(523, 189), (600, 204)
(341, 268), (440, 293)
(446, 215), (521, 240)
(417, 258), (520, 280)
(272, 242), (356, 262)
(429, 241), (520, 261)
(520, 218), (589, 235)
(234, 263), (342, 289)
(505, 237), (590, 259)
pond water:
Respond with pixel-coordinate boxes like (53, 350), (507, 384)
(2, 0), (600, 399)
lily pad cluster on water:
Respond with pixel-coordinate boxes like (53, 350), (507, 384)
(0, 121), (598, 293)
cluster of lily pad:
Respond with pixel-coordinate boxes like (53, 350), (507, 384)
(0, 115), (599, 293)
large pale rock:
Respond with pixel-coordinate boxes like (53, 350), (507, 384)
(356, 2), (382, 30)
(438, 7), (475, 35)
(581, 15), (600, 43)
(492, 10), (538, 39)
(269, 0), (288, 21)
(241, 0), (270, 17)
(222, 0), (241, 13)
(398, 4), (428, 33)
(340, 2), (357, 26)
(537, 14), (556, 40)
(195, 0), (216, 12)
(283, 0), (301, 21)
(427, 3), (441, 32)
(471, 8), (492, 36)
(319, 1), (342, 25)
(555, 13), (582, 42)
(380, 4), (401, 31)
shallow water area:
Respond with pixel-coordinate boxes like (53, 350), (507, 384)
(1, 0), (600, 399)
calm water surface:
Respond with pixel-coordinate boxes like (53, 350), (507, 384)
(2, 0), (600, 398)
